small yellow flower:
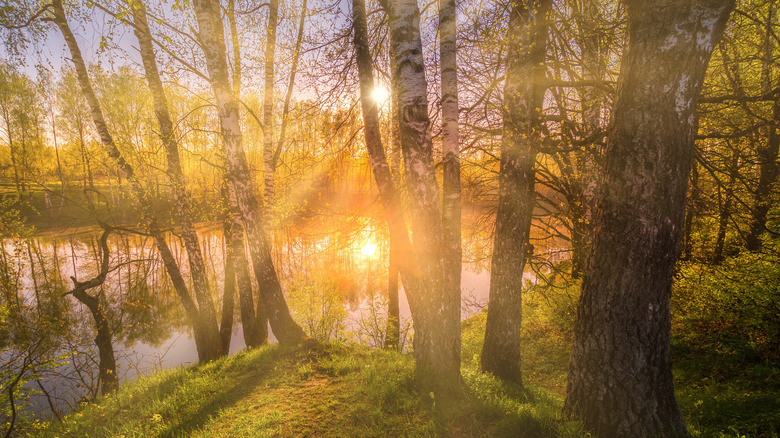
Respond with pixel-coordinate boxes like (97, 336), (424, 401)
(152, 414), (162, 423)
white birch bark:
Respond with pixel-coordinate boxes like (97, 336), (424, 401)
(191, 0), (304, 345)
(381, 0), (462, 396)
(262, 0), (280, 233)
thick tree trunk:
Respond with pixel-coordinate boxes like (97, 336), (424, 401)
(563, 0), (734, 435)
(746, 90), (780, 251)
(481, 0), (550, 384)
(192, 0), (304, 345)
(52, 0), (224, 362)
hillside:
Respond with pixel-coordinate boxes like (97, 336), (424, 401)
(33, 312), (778, 437)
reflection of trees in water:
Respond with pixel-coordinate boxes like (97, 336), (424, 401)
(3, 212), (489, 426)
(2, 228), (195, 425)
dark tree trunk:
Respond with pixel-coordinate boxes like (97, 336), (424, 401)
(1, 106), (22, 197)
(563, 0), (734, 435)
(712, 155), (738, 264)
(681, 160), (700, 260)
(67, 228), (118, 395)
(384, 239), (400, 350)
(746, 93), (780, 251)
(481, 0), (550, 384)
(571, 0), (606, 279)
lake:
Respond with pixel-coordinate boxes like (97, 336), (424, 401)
(4, 210), (549, 421)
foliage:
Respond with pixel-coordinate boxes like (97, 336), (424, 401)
(287, 273), (349, 343)
(673, 250), (780, 361)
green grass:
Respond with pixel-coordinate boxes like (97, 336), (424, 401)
(672, 337), (779, 438)
(30, 311), (778, 437)
(34, 318), (581, 438)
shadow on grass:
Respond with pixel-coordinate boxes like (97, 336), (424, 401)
(157, 349), (278, 438)
(430, 376), (564, 438)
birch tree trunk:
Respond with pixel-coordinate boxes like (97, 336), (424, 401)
(563, 0), (734, 434)
(262, 0), (280, 232)
(192, 0), (304, 345)
(439, 0), (462, 370)
(369, 0), (462, 397)
(51, 0), (224, 362)
(481, 0), (550, 384)
(220, 213), (236, 352)
(384, 35), (402, 351)
(273, 0), (308, 172)
(128, 0), (224, 357)
(227, 181), (267, 347)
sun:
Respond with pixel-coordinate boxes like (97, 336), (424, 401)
(371, 86), (390, 103)
(360, 241), (377, 257)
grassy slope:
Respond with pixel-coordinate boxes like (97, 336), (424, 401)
(35, 312), (777, 437)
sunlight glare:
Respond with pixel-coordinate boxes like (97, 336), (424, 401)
(361, 241), (377, 257)
(372, 86), (390, 103)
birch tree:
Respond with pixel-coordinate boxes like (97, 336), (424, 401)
(50, 0), (225, 361)
(357, 0), (462, 396)
(191, 0), (305, 345)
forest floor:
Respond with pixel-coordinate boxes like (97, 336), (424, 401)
(33, 312), (778, 437)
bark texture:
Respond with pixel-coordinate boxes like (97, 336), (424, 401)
(369, 0), (462, 396)
(192, 0), (304, 345)
(481, 0), (550, 384)
(262, 0), (280, 231)
(439, 0), (462, 372)
(746, 83), (780, 251)
(563, 0), (734, 435)
(129, 0), (224, 358)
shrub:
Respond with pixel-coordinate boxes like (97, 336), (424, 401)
(673, 252), (780, 360)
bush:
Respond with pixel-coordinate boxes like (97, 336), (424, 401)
(287, 273), (349, 343)
(673, 252), (780, 361)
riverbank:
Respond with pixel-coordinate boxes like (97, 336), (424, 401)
(30, 310), (778, 437)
